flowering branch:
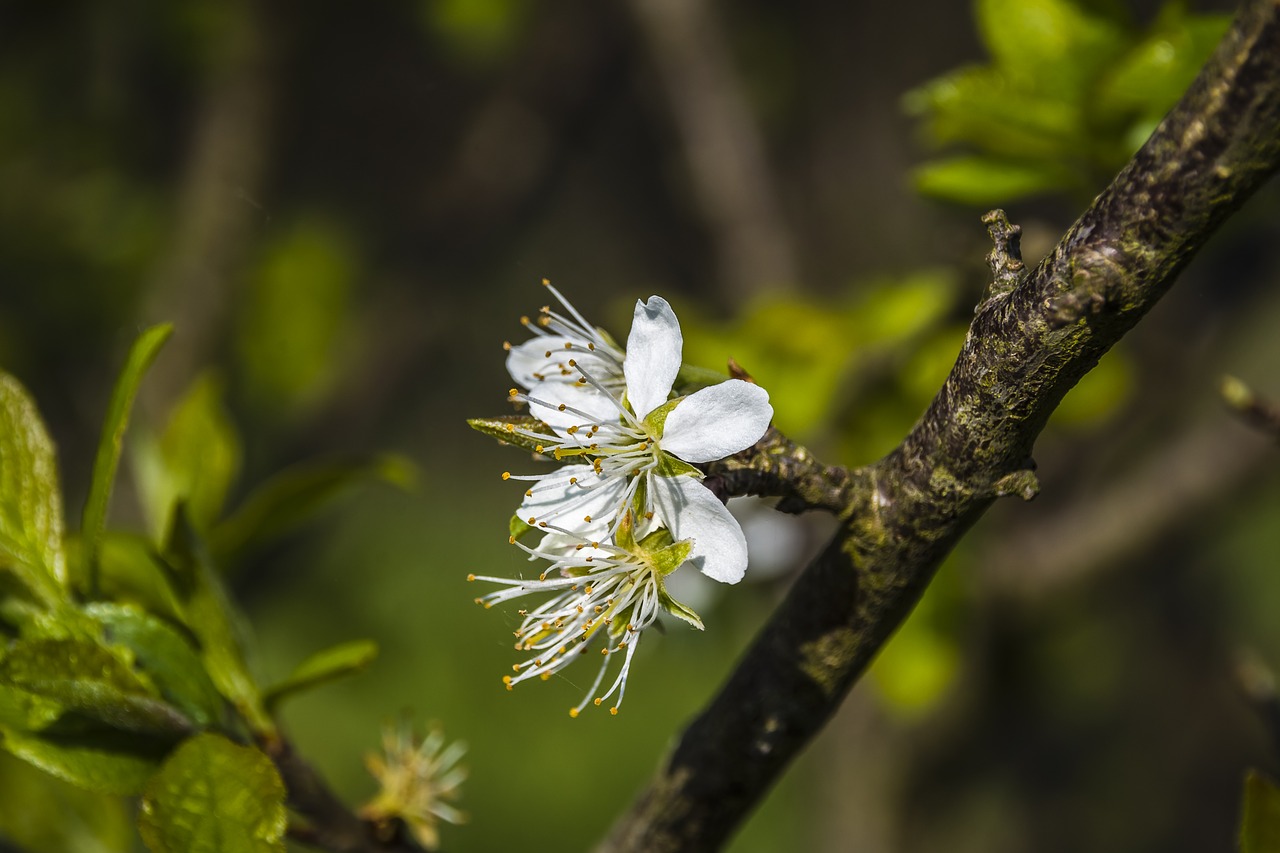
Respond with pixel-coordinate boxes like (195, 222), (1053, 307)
(597, 0), (1280, 849)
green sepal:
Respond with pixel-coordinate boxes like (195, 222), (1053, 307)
(657, 584), (704, 631)
(641, 398), (682, 437)
(262, 639), (378, 712)
(467, 416), (555, 455)
(649, 541), (692, 577)
(615, 507), (638, 552)
(508, 514), (536, 543)
(138, 732), (286, 853)
(655, 453), (700, 478)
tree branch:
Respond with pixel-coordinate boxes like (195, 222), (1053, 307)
(598, 1), (1280, 849)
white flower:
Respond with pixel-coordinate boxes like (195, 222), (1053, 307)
(360, 721), (467, 849)
(504, 278), (626, 396)
(469, 513), (702, 716)
(503, 295), (773, 584)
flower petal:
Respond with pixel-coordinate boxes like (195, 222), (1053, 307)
(523, 382), (624, 441)
(506, 337), (623, 391)
(651, 474), (748, 584)
(517, 465), (629, 540)
(660, 380), (773, 463)
(624, 296), (682, 419)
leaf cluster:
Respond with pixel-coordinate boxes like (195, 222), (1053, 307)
(906, 0), (1229, 203)
(0, 327), (399, 851)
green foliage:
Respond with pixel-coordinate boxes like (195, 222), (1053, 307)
(1241, 770), (1280, 853)
(263, 639), (378, 711)
(906, 0), (1230, 203)
(0, 327), (391, 845)
(82, 324), (173, 595)
(0, 373), (68, 607)
(134, 371), (243, 541)
(138, 733), (286, 853)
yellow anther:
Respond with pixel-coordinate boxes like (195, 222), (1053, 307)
(544, 350), (553, 358)
(568, 358), (577, 367)
(535, 445), (545, 453)
(503, 675), (513, 684)
(508, 388), (519, 397)
(501, 471), (511, 480)
(508, 535), (516, 544)
(645, 511), (654, 520)
(520, 315), (531, 325)
(503, 341), (512, 351)
(525, 489), (533, 497)
(569, 476), (579, 484)
(610, 707), (618, 716)
(467, 573), (476, 581)
(540, 673), (551, 681)
(527, 516), (537, 524)
(542, 277), (551, 286)
(583, 514), (592, 522)
(558, 403), (566, 411)
(594, 698), (603, 706)
(564, 342), (573, 350)
(569, 708), (580, 718)
(588, 343), (596, 351)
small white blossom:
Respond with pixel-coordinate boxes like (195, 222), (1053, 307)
(502, 295), (773, 584)
(469, 513), (701, 716)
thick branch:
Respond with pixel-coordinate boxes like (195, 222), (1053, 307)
(599, 1), (1280, 850)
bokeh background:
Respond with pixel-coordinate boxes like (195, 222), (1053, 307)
(2, 0), (1279, 850)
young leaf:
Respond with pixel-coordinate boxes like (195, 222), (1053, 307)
(138, 732), (286, 853)
(134, 371), (243, 541)
(911, 155), (1075, 205)
(82, 324), (173, 596)
(1242, 770), (1280, 853)
(0, 372), (68, 607)
(86, 603), (226, 729)
(0, 725), (165, 796)
(163, 508), (273, 736)
(211, 453), (415, 561)
(263, 639), (378, 711)
(0, 637), (192, 736)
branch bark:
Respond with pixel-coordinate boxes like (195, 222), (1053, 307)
(598, 1), (1280, 849)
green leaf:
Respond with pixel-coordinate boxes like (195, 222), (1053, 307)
(134, 372), (243, 540)
(164, 509), (273, 736)
(976, 0), (1127, 97)
(86, 603), (226, 729)
(0, 636), (192, 736)
(911, 155), (1075, 204)
(467, 415), (555, 456)
(1, 725), (165, 795)
(82, 324), (173, 596)
(0, 372), (68, 606)
(263, 639), (377, 711)
(212, 453), (415, 561)
(1242, 770), (1280, 853)
(138, 732), (286, 853)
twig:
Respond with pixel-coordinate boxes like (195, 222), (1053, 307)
(1221, 374), (1280, 440)
(597, 1), (1280, 849)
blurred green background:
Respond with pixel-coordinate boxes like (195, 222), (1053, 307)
(2, 0), (1280, 850)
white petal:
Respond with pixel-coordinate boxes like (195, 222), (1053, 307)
(651, 474), (748, 584)
(660, 380), (773, 463)
(506, 337), (623, 390)
(624, 296), (682, 419)
(523, 382), (621, 438)
(518, 465), (628, 540)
